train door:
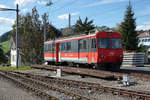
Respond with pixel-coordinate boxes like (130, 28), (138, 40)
(84, 39), (89, 63)
(78, 39), (89, 63)
(58, 43), (61, 62)
(88, 38), (96, 63)
(78, 40), (81, 61)
(56, 43), (59, 63)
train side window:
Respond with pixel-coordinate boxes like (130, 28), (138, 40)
(44, 45), (48, 52)
(79, 40), (83, 49)
(83, 40), (87, 49)
(61, 43), (65, 51)
(48, 44), (51, 51)
(52, 44), (56, 51)
(66, 42), (71, 50)
(91, 38), (96, 48)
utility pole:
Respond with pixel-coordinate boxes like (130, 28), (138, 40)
(68, 14), (71, 35)
(0, 4), (19, 68)
(43, 13), (47, 64)
(16, 4), (19, 69)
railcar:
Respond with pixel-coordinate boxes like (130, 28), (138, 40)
(44, 30), (123, 70)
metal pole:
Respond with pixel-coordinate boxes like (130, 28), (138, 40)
(43, 13), (47, 64)
(16, 4), (19, 68)
(68, 14), (71, 35)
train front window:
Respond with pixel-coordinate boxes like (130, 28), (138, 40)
(112, 38), (122, 49)
(98, 38), (110, 49)
(98, 38), (122, 49)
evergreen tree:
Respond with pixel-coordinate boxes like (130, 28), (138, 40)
(119, 2), (138, 50)
(74, 17), (95, 34)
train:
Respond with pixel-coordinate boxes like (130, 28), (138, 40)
(44, 29), (123, 70)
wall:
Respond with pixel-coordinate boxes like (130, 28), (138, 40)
(10, 49), (22, 67)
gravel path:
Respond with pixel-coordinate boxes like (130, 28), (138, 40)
(0, 77), (41, 100)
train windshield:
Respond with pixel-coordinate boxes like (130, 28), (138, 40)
(98, 38), (122, 49)
(112, 38), (122, 49)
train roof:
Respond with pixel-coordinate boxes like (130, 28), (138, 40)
(45, 29), (120, 44)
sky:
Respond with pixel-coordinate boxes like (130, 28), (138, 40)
(0, 0), (150, 35)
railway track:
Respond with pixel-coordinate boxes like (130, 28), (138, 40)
(6, 70), (150, 100)
(32, 64), (150, 79)
(0, 70), (89, 100)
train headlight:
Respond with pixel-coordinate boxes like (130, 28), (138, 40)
(99, 55), (104, 58)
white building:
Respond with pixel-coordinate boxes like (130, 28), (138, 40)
(9, 36), (23, 67)
(138, 31), (150, 52)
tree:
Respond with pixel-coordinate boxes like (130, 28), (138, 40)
(0, 48), (6, 64)
(119, 2), (138, 51)
(97, 26), (110, 31)
(74, 17), (95, 34)
(11, 7), (61, 65)
(42, 13), (61, 41)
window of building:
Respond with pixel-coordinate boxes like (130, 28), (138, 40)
(145, 39), (148, 42)
(12, 55), (16, 62)
(148, 39), (150, 42)
(138, 40), (141, 43)
(142, 39), (144, 42)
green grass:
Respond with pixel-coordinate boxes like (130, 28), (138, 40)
(0, 66), (31, 71)
(0, 40), (9, 53)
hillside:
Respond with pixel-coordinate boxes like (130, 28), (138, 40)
(0, 31), (12, 43)
(0, 40), (9, 54)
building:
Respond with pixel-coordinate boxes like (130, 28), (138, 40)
(138, 30), (150, 51)
(9, 36), (23, 66)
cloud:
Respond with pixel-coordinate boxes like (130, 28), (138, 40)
(143, 21), (150, 25)
(85, 0), (126, 7)
(0, 4), (9, 8)
(0, 17), (15, 35)
(71, 12), (79, 16)
(0, 17), (15, 24)
(58, 14), (68, 20)
(37, 1), (48, 5)
(58, 12), (80, 20)
(136, 25), (150, 30)
(22, 8), (28, 12)
(14, 0), (35, 6)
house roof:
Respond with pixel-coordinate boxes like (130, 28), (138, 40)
(138, 31), (150, 38)
(9, 35), (23, 50)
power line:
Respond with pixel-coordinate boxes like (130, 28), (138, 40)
(48, 0), (79, 14)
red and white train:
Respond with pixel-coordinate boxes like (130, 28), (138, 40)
(44, 30), (123, 70)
